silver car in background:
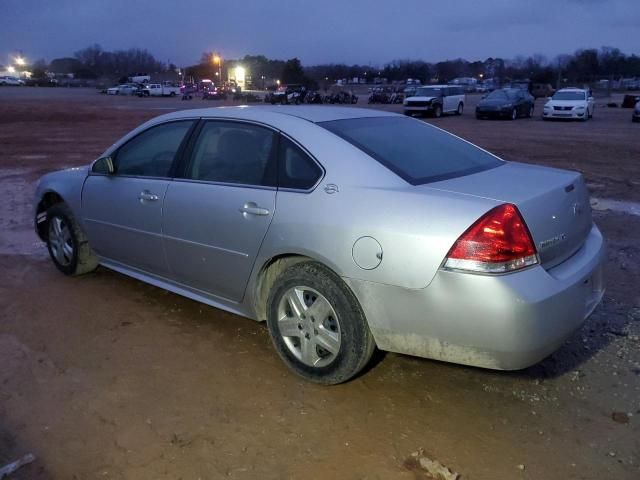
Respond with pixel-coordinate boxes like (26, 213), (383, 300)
(35, 106), (605, 384)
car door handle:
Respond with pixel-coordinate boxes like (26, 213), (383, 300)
(239, 202), (270, 216)
(138, 191), (159, 202)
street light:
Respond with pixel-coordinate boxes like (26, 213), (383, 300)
(7, 66), (15, 73)
(15, 56), (26, 66)
(212, 54), (221, 80)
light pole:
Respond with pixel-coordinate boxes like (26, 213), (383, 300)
(213, 55), (221, 82)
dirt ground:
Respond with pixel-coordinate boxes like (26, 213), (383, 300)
(0, 87), (639, 479)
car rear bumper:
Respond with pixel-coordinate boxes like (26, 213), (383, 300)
(345, 223), (605, 370)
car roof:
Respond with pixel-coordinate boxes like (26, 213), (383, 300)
(558, 87), (586, 92)
(156, 105), (400, 124)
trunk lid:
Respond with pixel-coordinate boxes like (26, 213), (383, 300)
(425, 162), (593, 269)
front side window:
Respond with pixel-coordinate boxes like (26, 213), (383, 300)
(113, 121), (194, 177)
(185, 121), (277, 187)
(278, 137), (323, 190)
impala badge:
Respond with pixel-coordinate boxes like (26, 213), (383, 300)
(324, 184), (339, 194)
(539, 234), (567, 251)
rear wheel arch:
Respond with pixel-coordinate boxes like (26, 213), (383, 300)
(253, 253), (349, 322)
(254, 254), (317, 321)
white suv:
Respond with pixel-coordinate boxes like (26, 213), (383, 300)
(543, 88), (594, 121)
(403, 85), (465, 117)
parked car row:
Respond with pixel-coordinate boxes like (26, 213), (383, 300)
(105, 82), (180, 97)
(368, 87), (405, 104)
(400, 86), (606, 122)
(264, 85), (358, 105)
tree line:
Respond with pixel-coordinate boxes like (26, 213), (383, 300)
(28, 45), (640, 87)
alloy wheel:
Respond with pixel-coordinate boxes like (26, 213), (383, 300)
(277, 286), (342, 368)
(48, 216), (74, 267)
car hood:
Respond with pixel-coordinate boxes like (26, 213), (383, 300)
(477, 98), (513, 107)
(406, 96), (437, 102)
(545, 100), (586, 107)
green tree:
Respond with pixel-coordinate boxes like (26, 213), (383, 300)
(281, 58), (306, 84)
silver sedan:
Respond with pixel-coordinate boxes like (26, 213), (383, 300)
(34, 106), (605, 384)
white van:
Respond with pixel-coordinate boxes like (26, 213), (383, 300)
(403, 85), (466, 117)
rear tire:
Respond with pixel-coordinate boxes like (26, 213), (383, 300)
(266, 261), (376, 384)
(45, 204), (98, 276)
(456, 102), (463, 115)
(527, 105), (534, 118)
(510, 108), (517, 120)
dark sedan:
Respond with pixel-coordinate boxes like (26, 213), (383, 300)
(476, 88), (535, 120)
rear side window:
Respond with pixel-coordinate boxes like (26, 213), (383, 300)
(320, 117), (503, 185)
(278, 137), (322, 190)
(114, 121), (194, 177)
(185, 121), (277, 186)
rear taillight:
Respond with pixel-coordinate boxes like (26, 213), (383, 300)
(443, 203), (538, 274)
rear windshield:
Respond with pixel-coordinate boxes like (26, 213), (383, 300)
(319, 117), (503, 185)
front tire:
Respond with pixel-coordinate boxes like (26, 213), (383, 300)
(456, 102), (463, 115)
(433, 105), (442, 118)
(266, 261), (376, 384)
(46, 204), (98, 276)
(510, 108), (517, 120)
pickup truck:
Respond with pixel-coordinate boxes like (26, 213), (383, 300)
(139, 83), (180, 97)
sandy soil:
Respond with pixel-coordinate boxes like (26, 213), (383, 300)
(0, 87), (639, 479)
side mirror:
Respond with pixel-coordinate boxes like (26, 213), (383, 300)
(588, 96), (594, 101)
(92, 156), (115, 175)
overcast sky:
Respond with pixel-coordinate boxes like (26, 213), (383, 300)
(1, 0), (638, 67)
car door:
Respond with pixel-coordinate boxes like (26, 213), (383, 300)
(441, 87), (452, 112)
(162, 120), (278, 302)
(82, 120), (195, 275)
(515, 90), (526, 115)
